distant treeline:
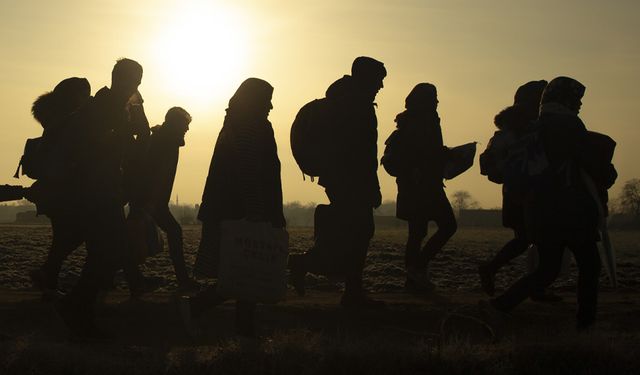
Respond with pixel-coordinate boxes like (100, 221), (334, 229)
(2, 200), (638, 229)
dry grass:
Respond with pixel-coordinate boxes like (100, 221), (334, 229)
(0, 225), (639, 374)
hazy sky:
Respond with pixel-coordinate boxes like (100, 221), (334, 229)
(1, 0), (638, 208)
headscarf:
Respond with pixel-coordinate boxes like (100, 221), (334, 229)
(404, 83), (437, 111)
(225, 78), (274, 124)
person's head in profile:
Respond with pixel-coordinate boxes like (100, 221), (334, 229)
(163, 106), (192, 146)
(351, 56), (386, 102)
(32, 77), (91, 129)
(226, 78), (274, 121)
(513, 80), (547, 119)
(540, 76), (585, 115)
(405, 83), (438, 113)
(111, 58), (143, 103)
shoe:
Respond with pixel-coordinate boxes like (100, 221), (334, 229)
(531, 291), (563, 303)
(177, 296), (202, 339)
(288, 256), (306, 297)
(478, 265), (495, 297)
(340, 293), (386, 309)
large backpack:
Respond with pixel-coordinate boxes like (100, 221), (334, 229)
(380, 129), (407, 177)
(290, 98), (337, 179)
(479, 131), (514, 184)
(14, 137), (46, 180)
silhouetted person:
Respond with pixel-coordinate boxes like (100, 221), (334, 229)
(25, 77), (92, 294)
(56, 59), (149, 339)
(477, 80), (561, 302)
(127, 107), (199, 292)
(485, 77), (603, 330)
(181, 78), (285, 337)
(290, 57), (386, 308)
(388, 83), (457, 292)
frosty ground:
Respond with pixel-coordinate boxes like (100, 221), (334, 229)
(0, 225), (638, 374)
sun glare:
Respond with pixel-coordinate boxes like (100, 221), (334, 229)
(151, 3), (250, 107)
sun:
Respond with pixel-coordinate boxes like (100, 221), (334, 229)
(151, 3), (250, 106)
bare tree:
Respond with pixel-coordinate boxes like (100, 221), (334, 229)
(451, 190), (480, 211)
(619, 178), (640, 217)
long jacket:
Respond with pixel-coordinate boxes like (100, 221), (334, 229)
(393, 110), (448, 221)
(198, 115), (285, 228)
(318, 75), (380, 207)
(483, 105), (531, 230)
(528, 110), (599, 244)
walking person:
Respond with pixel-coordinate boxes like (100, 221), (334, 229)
(26, 77), (92, 295)
(127, 106), (199, 293)
(386, 83), (457, 292)
(483, 77), (606, 331)
(289, 57), (386, 307)
(180, 78), (286, 337)
(477, 80), (561, 302)
(55, 58), (149, 338)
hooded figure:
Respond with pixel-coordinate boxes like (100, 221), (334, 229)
(478, 80), (565, 301)
(186, 78), (284, 337)
(198, 78), (284, 226)
(288, 57), (387, 308)
(489, 76), (603, 331)
(390, 83), (457, 292)
(28, 77), (94, 305)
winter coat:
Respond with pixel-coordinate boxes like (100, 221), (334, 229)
(317, 75), (381, 207)
(128, 125), (181, 213)
(198, 115), (285, 228)
(28, 94), (90, 216)
(82, 87), (149, 208)
(482, 105), (531, 230)
(393, 109), (448, 221)
(528, 111), (599, 245)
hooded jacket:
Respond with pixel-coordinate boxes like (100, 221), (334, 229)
(317, 75), (380, 207)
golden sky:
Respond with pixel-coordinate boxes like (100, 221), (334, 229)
(1, 0), (638, 208)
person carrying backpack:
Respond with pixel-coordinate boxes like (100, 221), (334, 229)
(383, 83), (456, 292)
(477, 80), (561, 302)
(289, 57), (386, 308)
(25, 77), (92, 296)
(483, 76), (610, 331)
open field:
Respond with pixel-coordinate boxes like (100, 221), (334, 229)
(0, 225), (639, 374)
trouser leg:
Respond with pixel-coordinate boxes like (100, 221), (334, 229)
(67, 206), (125, 313)
(492, 242), (564, 312)
(420, 196), (457, 267)
(569, 240), (601, 327)
(405, 219), (428, 270)
(41, 215), (86, 289)
(342, 206), (374, 296)
(484, 229), (529, 275)
(154, 209), (189, 284)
